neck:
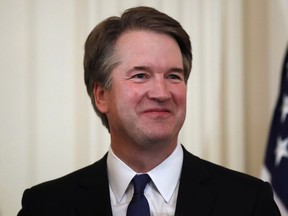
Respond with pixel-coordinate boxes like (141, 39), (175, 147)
(111, 139), (177, 173)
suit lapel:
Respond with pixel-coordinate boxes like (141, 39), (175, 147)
(72, 148), (215, 216)
(75, 154), (113, 216)
(175, 147), (215, 216)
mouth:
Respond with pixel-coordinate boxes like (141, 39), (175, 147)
(142, 108), (172, 117)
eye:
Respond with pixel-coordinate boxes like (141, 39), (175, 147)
(166, 73), (184, 82)
(129, 73), (150, 83)
(132, 73), (148, 79)
(168, 74), (180, 79)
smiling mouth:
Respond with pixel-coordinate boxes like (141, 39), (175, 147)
(142, 108), (172, 117)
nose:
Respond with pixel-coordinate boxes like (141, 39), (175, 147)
(147, 78), (171, 101)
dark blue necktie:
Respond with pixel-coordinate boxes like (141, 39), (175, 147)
(127, 174), (151, 216)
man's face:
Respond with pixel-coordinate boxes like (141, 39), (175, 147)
(96, 30), (187, 148)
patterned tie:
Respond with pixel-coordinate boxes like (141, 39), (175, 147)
(127, 174), (151, 216)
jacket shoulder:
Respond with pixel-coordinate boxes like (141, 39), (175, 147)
(179, 148), (280, 215)
(182, 146), (264, 186)
(18, 154), (110, 216)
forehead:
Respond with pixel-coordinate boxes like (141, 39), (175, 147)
(114, 30), (182, 65)
(115, 30), (177, 48)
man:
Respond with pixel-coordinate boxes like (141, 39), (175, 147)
(18, 6), (280, 216)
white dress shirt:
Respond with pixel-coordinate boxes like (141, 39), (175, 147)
(107, 144), (183, 216)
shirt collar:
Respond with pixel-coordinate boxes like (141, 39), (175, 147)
(107, 148), (136, 204)
(107, 144), (183, 203)
(148, 144), (183, 202)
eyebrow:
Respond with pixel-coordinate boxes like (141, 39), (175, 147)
(131, 66), (184, 73)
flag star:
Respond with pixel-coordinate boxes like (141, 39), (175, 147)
(280, 95), (288, 122)
(275, 136), (288, 166)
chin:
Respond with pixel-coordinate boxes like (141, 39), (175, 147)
(139, 132), (177, 146)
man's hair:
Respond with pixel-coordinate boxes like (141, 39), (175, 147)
(84, 6), (192, 130)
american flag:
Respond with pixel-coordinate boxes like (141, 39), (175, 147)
(262, 47), (288, 216)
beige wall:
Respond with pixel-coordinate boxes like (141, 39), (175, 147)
(243, 0), (287, 175)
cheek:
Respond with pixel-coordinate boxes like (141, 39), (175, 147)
(173, 86), (187, 105)
(111, 84), (141, 111)
(123, 83), (148, 101)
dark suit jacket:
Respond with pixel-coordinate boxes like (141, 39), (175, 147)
(18, 147), (280, 215)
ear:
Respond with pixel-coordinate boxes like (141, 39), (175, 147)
(93, 83), (109, 113)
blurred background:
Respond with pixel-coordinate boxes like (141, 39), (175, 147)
(0, 0), (287, 215)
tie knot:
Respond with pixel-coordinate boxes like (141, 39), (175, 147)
(132, 174), (151, 194)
